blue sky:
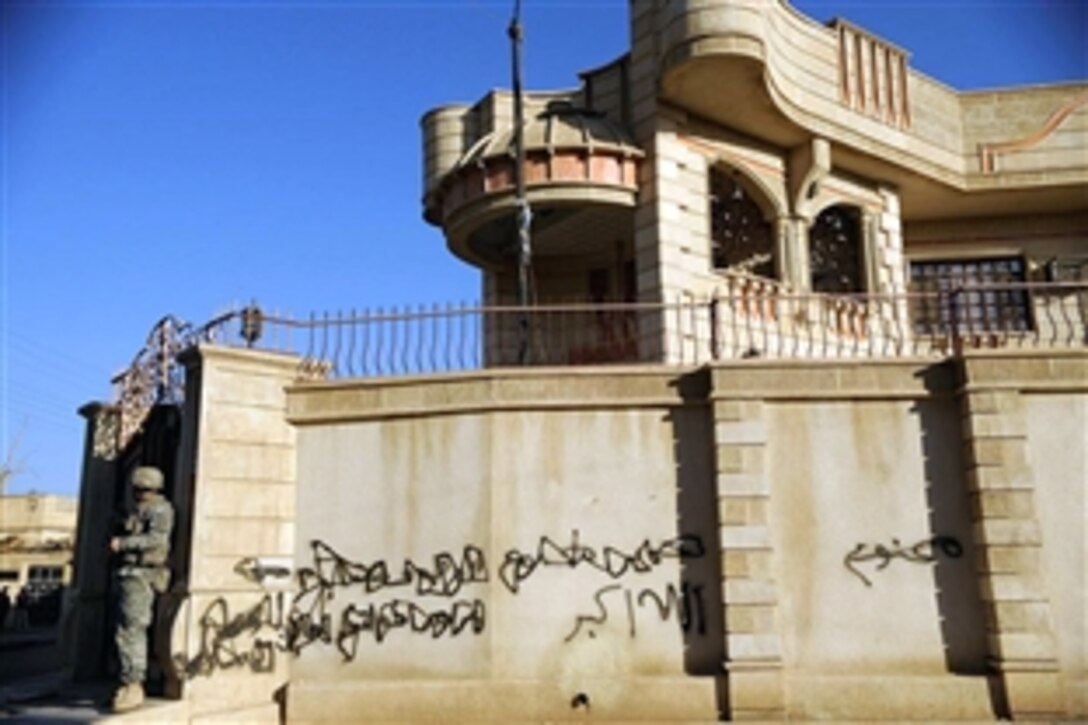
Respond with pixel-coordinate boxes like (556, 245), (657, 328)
(1, 0), (1085, 496)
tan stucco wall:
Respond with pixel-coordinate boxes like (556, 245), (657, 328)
(139, 347), (1087, 721)
(285, 368), (722, 721)
(1025, 392), (1087, 715)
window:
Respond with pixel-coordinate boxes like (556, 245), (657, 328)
(28, 566), (63, 583)
(809, 205), (863, 293)
(0, 570), (17, 582)
(709, 168), (774, 277)
(909, 257), (1031, 334)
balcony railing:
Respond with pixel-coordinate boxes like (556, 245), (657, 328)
(106, 282), (1085, 452)
(200, 281), (1085, 378)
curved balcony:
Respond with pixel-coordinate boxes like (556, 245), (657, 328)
(423, 102), (643, 268)
(654, 0), (1088, 218)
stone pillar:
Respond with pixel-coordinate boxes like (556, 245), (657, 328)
(959, 357), (1064, 719)
(778, 216), (809, 291)
(712, 392), (784, 720)
(66, 403), (120, 682)
(165, 345), (301, 722)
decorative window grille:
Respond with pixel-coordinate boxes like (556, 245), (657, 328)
(809, 205), (863, 293)
(709, 168), (774, 278)
(909, 257), (1031, 334)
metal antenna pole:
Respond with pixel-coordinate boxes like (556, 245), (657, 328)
(509, 0), (532, 364)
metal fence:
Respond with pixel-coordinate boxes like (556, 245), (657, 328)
(194, 281), (1086, 377)
(103, 282), (1085, 452)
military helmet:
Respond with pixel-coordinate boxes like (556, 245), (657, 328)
(131, 466), (164, 491)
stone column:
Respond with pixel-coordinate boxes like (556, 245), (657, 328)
(165, 345), (301, 722)
(712, 390), (784, 720)
(958, 355), (1064, 719)
(66, 403), (120, 681)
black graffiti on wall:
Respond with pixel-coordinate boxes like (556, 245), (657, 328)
(178, 532), (709, 677)
(843, 536), (963, 587)
(336, 598), (486, 658)
(175, 593), (287, 678)
(296, 539), (489, 598)
(564, 582), (707, 642)
(499, 531), (705, 594)
(285, 540), (489, 659)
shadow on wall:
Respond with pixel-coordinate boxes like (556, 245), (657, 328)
(914, 362), (1007, 718)
(666, 369), (727, 712)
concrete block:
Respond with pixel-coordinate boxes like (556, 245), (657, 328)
(715, 420), (768, 444)
(967, 464), (1033, 492)
(727, 667), (784, 711)
(720, 524), (772, 548)
(201, 479), (296, 520)
(1003, 671), (1067, 719)
(972, 490), (1036, 519)
(963, 390), (1020, 416)
(723, 578), (778, 605)
(965, 437), (1029, 468)
(717, 496), (769, 526)
(980, 572), (1047, 602)
(988, 633), (1060, 662)
(990, 601), (1054, 633)
(977, 545), (1042, 574)
(717, 444), (765, 474)
(727, 633), (782, 660)
(717, 473), (769, 495)
(964, 411), (1028, 438)
(724, 604), (777, 634)
(972, 518), (1041, 546)
(721, 548), (774, 579)
(709, 381), (755, 408)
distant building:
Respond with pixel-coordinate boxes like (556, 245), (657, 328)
(0, 494), (77, 605)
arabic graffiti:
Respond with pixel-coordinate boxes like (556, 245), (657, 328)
(336, 599), (486, 658)
(285, 540), (488, 660)
(499, 531), (705, 594)
(843, 536), (963, 587)
(177, 532), (709, 678)
(564, 582), (707, 642)
(175, 593), (287, 678)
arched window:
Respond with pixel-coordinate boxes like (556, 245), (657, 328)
(809, 204), (863, 293)
(709, 167), (774, 278)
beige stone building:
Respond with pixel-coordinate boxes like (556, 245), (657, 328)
(422, 2), (1086, 363)
(67, 0), (1084, 722)
(0, 494), (77, 608)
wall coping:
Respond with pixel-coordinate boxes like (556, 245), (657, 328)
(709, 357), (956, 400)
(286, 365), (710, 425)
(180, 343), (302, 374)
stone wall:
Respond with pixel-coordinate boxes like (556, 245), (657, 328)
(162, 346), (300, 722)
(126, 346), (1086, 721)
(284, 368), (722, 721)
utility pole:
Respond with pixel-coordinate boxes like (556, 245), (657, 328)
(509, 0), (532, 364)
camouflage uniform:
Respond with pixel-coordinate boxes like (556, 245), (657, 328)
(114, 472), (174, 688)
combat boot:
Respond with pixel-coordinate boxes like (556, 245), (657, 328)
(112, 682), (145, 713)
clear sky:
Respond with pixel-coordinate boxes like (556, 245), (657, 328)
(1, 0), (1085, 496)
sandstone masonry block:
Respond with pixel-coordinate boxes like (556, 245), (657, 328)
(977, 545), (1043, 574)
(972, 489), (1036, 519)
(724, 604), (777, 634)
(727, 633), (782, 660)
(973, 518), (1042, 546)
(987, 633), (1060, 662)
(720, 524), (772, 549)
(717, 444), (765, 474)
(723, 578), (778, 605)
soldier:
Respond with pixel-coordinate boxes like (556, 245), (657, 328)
(109, 466), (174, 713)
